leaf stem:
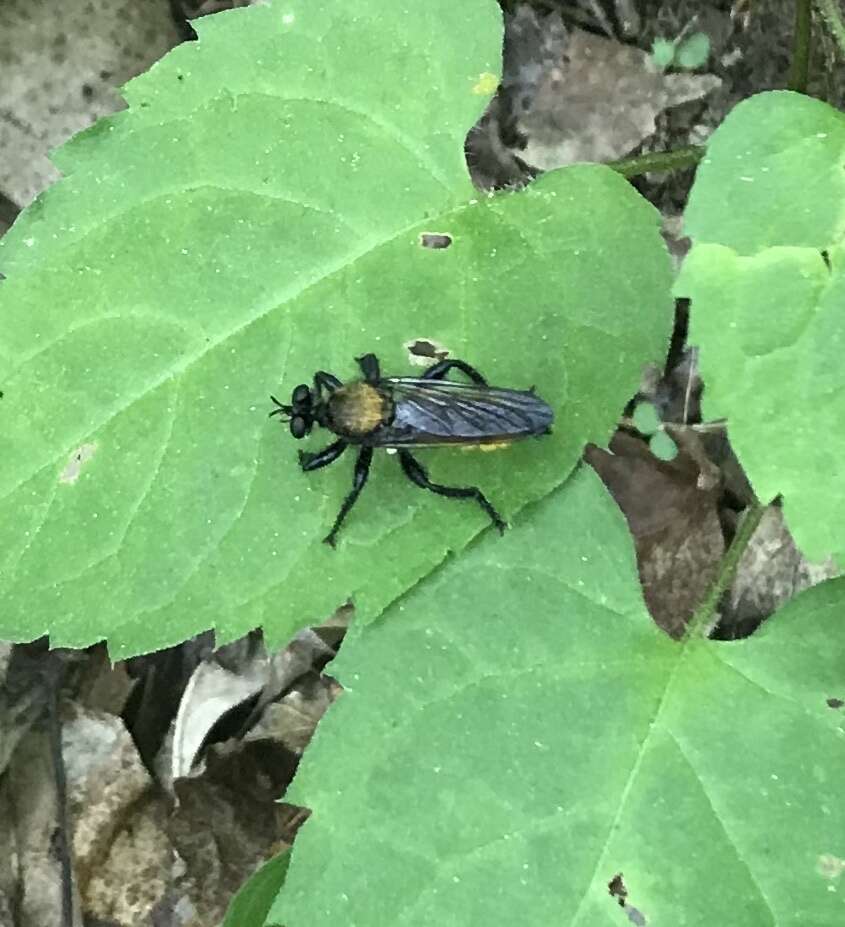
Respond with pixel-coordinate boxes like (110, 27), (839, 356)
(609, 145), (705, 179)
(618, 416), (729, 434)
(788, 0), (812, 92)
(684, 501), (767, 640)
(815, 0), (845, 57)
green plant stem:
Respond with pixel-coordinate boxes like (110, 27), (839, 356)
(788, 0), (812, 92)
(684, 501), (767, 641)
(816, 0), (845, 57)
(609, 145), (705, 179)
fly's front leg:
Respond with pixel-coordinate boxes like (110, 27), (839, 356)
(356, 353), (381, 384)
(314, 371), (343, 397)
(398, 450), (506, 534)
(324, 446), (374, 547)
(422, 358), (487, 386)
(299, 439), (347, 471)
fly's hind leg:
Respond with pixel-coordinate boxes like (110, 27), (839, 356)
(356, 353), (381, 384)
(324, 446), (374, 547)
(421, 358), (487, 386)
(398, 450), (506, 534)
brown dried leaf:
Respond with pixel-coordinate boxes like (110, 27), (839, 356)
(0, 0), (181, 205)
(587, 432), (724, 637)
(722, 506), (841, 636)
(520, 28), (721, 170)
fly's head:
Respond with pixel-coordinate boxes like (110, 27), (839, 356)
(269, 384), (317, 439)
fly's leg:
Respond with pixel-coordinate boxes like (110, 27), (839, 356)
(421, 358), (487, 386)
(398, 450), (506, 534)
(356, 353), (381, 384)
(298, 438), (347, 471)
(324, 446), (374, 547)
(314, 371), (343, 396)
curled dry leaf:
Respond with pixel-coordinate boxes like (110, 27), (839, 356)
(169, 657), (269, 785)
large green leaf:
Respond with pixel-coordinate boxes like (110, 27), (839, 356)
(676, 91), (845, 562)
(0, 0), (672, 656)
(274, 466), (845, 926)
(683, 91), (845, 254)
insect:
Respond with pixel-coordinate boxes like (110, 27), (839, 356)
(270, 353), (554, 547)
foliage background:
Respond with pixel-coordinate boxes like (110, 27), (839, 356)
(1, 1), (844, 926)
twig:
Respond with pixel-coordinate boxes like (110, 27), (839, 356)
(684, 501), (767, 640)
(618, 416), (728, 435)
(788, 0), (813, 92)
(587, 0), (617, 38)
(682, 346), (698, 425)
(677, 420), (727, 434)
(663, 423), (722, 491)
(609, 145), (706, 179)
(47, 663), (74, 927)
(815, 0), (845, 57)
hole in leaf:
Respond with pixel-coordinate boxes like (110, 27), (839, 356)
(821, 249), (831, 271)
(60, 443), (97, 484)
(818, 854), (845, 879)
(608, 873), (627, 905)
(826, 697), (843, 709)
(608, 872), (648, 925)
(419, 232), (452, 249)
(404, 338), (450, 367)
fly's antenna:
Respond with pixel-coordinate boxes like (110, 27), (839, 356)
(269, 395), (293, 420)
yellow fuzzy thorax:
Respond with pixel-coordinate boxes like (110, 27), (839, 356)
(328, 382), (390, 436)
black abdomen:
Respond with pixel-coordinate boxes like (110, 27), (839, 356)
(367, 379), (554, 447)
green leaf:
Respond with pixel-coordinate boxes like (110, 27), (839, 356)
(650, 37), (676, 71)
(222, 849), (290, 927)
(683, 91), (845, 255)
(631, 400), (661, 435)
(675, 32), (711, 70)
(0, 0), (672, 656)
(676, 92), (845, 562)
(273, 466), (845, 926)
(649, 428), (678, 461)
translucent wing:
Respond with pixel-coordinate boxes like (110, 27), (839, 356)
(369, 378), (554, 447)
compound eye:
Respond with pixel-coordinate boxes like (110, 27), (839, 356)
(291, 384), (311, 405)
(290, 416), (308, 439)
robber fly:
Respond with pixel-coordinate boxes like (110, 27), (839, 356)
(270, 353), (554, 547)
